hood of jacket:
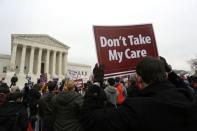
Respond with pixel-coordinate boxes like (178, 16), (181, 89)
(54, 91), (81, 105)
(105, 85), (117, 94)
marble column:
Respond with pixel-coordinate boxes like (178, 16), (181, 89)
(58, 52), (62, 76)
(45, 49), (50, 75)
(19, 45), (27, 74)
(10, 43), (18, 71)
(52, 50), (56, 76)
(28, 46), (35, 74)
(37, 48), (43, 75)
(63, 52), (68, 75)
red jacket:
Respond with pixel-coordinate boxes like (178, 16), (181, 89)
(116, 83), (125, 104)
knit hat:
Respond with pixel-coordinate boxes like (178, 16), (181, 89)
(85, 84), (106, 101)
(83, 84), (107, 109)
(0, 83), (10, 93)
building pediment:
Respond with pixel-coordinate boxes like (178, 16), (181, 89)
(12, 34), (70, 50)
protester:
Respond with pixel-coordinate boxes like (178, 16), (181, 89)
(104, 78), (118, 107)
(51, 79), (83, 131)
(115, 77), (127, 104)
(28, 83), (41, 129)
(0, 77), (6, 84)
(0, 84), (28, 131)
(10, 84), (20, 93)
(93, 63), (105, 88)
(0, 83), (10, 107)
(39, 81), (56, 131)
(160, 56), (188, 88)
(126, 76), (141, 97)
(10, 74), (18, 88)
(80, 56), (197, 131)
(190, 75), (197, 95)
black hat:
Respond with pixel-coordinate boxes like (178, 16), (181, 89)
(83, 84), (107, 109)
(85, 84), (106, 101)
(0, 83), (10, 93)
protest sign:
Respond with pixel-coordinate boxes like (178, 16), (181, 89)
(93, 24), (158, 76)
(67, 69), (78, 80)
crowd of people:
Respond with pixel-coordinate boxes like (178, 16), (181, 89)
(0, 56), (197, 131)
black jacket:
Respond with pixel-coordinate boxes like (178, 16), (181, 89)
(80, 80), (197, 131)
(39, 92), (55, 130)
(11, 76), (18, 84)
(0, 101), (28, 131)
(39, 92), (55, 117)
(51, 91), (83, 131)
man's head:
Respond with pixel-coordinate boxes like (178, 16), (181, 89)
(107, 78), (115, 86)
(136, 57), (167, 88)
(0, 83), (10, 94)
(0, 83), (10, 106)
(47, 81), (56, 92)
(115, 77), (120, 83)
(191, 76), (197, 89)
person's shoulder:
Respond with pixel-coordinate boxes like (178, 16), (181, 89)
(51, 93), (59, 102)
(72, 91), (83, 98)
(122, 97), (151, 108)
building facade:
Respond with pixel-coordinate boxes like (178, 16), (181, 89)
(0, 54), (10, 78)
(0, 34), (91, 87)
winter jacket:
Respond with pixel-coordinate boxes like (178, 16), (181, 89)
(39, 92), (55, 131)
(0, 101), (28, 131)
(39, 92), (55, 117)
(115, 83), (126, 104)
(80, 80), (197, 131)
(51, 91), (83, 131)
(29, 88), (41, 116)
(104, 85), (118, 106)
(168, 71), (188, 88)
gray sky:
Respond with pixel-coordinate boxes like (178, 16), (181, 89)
(0, 0), (196, 71)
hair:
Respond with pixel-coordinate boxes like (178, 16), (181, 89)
(107, 78), (115, 86)
(136, 56), (167, 84)
(37, 79), (41, 84)
(64, 80), (75, 92)
(115, 77), (120, 83)
(47, 81), (56, 92)
(191, 76), (197, 83)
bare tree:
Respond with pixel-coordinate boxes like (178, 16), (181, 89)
(188, 58), (197, 74)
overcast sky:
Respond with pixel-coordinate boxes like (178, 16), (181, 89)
(0, 0), (196, 71)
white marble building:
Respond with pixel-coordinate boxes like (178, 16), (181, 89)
(0, 34), (92, 87)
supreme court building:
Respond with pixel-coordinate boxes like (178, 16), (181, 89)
(0, 34), (91, 87)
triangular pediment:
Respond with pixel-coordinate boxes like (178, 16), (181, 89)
(12, 34), (70, 49)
